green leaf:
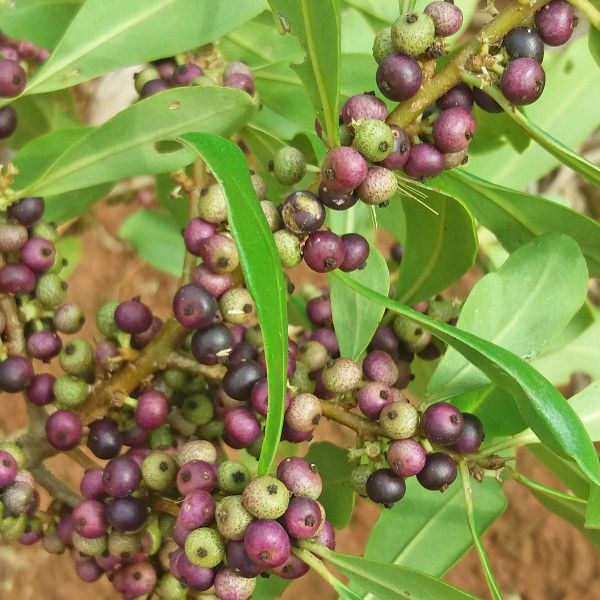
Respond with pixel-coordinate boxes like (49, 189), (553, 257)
(436, 169), (600, 278)
(329, 247), (388, 361)
(328, 201), (375, 243)
(18, 0), (265, 96)
(365, 477), (506, 577)
(305, 442), (355, 529)
(331, 270), (600, 485)
(252, 575), (291, 600)
(394, 189), (477, 304)
(320, 549), (479, 600)
(590, 27), (600, 67)
(585, 484), (600, 529)
(13, 87), (256, 198)
(55, 235), (82, 279)
(181, 133), (287, 477)
(569, 380), (600, 442)
(119, 210), (184, 276)
(45, 182), (114, 223)
(428, 234), (588, 399)
(267, 0), (341, 146)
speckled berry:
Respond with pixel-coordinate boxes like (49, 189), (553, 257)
(184, 527), (225, 568)
(387, 439), (427, 477)
(214, 567), (256, 600)
(422, 401), (464, 445)
(500, 57), (545, 105)
(392, 13), (435, 57)
(341, 93), (387, 124)
(274, 230), (302, 268)
(281, 496), (322, 539)
(535, 1), (574, 46)
(244, 519), (290, 568)
(353, 119), (394, 162)
(201, 234), (240, 273)
(357, 166), (397, 205)
(242, 476), (290, 520)
(198, 184), (228, 224)
(357, 381), (394, 419)
(273, 146), (306, 185)
(215, 495), (254, 541)
(321, 358), (362, 393)
(379, 400), (419, 439)
(373, 27), (395, 64)
(433, 107), (476, 153)
(285, 393), (322, 432)
(183, 218), (216, 256)
(142, 452), (177, 491)
(217, 460), (251, 494)
(322, 147), (368, 194)
(424, 2), (463, 37)
(280, 190), (325, 235)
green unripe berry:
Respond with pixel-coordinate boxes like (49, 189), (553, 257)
(273, 230), (302, 268)
(246, 432), (264, 459)
(297, 340), (329, 373)
(1, 514), (27, 541)
(0, 442), (26, 468)
(191, 74), (218, 87)
(108, 530), (141, 559)
(215, 495), (254, 540)
(142, 452), (178, 491)
(197, 419), (224, 440)
(36, 274), (66, 308)
(392, 12), (436, 57)
(72, 531), (107, 556)
(184, 527), (225, 568)
(182, 393), (214, 426)
(373, 26), (395, 64)
(148, 424), (175, 450)
(427, 298), (454, 322)
(217, 460), (251, 494)
(350, 464), (373, 496)
(42, 528), (66, 555)
(134, 66), (160, 94)
(144, 515), (162, 555)
(31, 221), (58, 243)
(244, 325), (263, 349)
(289, 360), (316, 393)
(47, 250), (66, 275)
(96, 301), (119, 338)
(353, 119), (394, 162)
(261, 200), (282, 232)
(53, 375), (89, 408)
(198, 184), (228, 223)
(272, 146), (306, 185)
(156, 574), (187, 600)
(242, 476), (290, 519)
(321, 358), (362, 393)
(340, 123), (354, 146)
(393, 315), (423, 344)
(379, 401), (419, 439)
(59, 339), (94, 376)
(162, 368), (190, 391)
(220, 287), (255, 325)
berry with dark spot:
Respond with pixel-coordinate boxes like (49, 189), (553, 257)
(392, 13), (436, 57)
(217, 460), (251, 494)
(45, 410), (83, 450)
(318, 183), (358, 211)
(184, 527), (225, 568)
(500, 58), (545, 105)
(176, 459), (216, 496)
(387, 439), (427, 477)
(424, 1), (464, 37)
(280, 496), (323, 539)
(379, 400), (419, 439)
(243, 519), (290, 568)
(171, 63), (204, 85)
(341, 93), (387, 124)
(417, 452), (457, 490)
(115, 299), (153, 334)
(200, 233), (240, 273)
(214, 567), (256, 600)
(433, 107), (476, 153)
(303, 230), (346, 273)
(216, 496), (254, 541)
(242, 476), (290, 519)
(102, 455), (142, 497)
(450, 412), (485, 453)
(191, 323), (233, 365)
(322, 147), (368, 194)
(380, 125), (412, 169)
(280, 190), (325, 235)
(357, 166), (397, 205)
(357, 381), (394, 419)
(273, 146), (306, 185)
(377, 53), (423, 101)
(366, 468), (406, 505)
(422, 401), (465, 445)
(21, 237), (56, 272)
(173, 283), (218, 329)
(0, 59), (26, 97)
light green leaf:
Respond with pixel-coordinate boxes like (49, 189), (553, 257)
(45, 182), (114, 223)
(585, 484), (600, 529)
(252, 575), (291, 600)
(329, 247), (388, 361)
(55, 235), (83, 279)
(327, 201), (375, 243)
(181, 133), (287, 477)
(570, 380), (600, 442)
(429, 234), (588, 399)
(590, 27), (600, 67)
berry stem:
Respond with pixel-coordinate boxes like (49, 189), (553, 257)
(292, 546), (355, 597)
(458, 461), (504, 600)
(507, 467), (586, 505)
(65, 447), (101, 471)
(30, 465), (82, 508)
(471, 428), (539, 458)
(164, 352), (226, 383)
(319, 399), (385, 439)
(387, 0), (553, 128)
(569, 0), (600, 29)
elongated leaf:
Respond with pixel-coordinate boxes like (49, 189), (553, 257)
(15, 0), (264, 97)
(331, 270), (600, 485)
(395, 189), (477, 304)
(570, 380), (600, 442)
(267, 0), (341, 146)
(585, 485), (600, 529)
(429, 234), (588, 399)
(13, 87), (256, 198)
(119, 209), (184, 276)
(305, 442), (355, 529)
(365, 477), (506, 577)
(590, 27), (600, 68)
(253, 575), (291, 600)
(319, 548), (479, 600)
(328, 201), (375, 243)
(329, 247), (388, 361)
(436, 170), (600, 277)
(181, 133), (287, 477)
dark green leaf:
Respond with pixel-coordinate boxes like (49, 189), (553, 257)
(305, 442), (355, 529)
(329, 247), (388, 361)
(365, 477), (506, 577)
(331, 270), (600, 485)
(119, 210), (184, 276)
(267, 0), (341, 146)
(13, 87), (256, 198)
(436, 170), (600, 277)
(181, 133), (287, 477)
(590, 27), (600, 67)
(429, 234), (588, 398)
(394, 188), (477, 304)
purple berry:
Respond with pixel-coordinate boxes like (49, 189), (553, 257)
(362, 350), (399, 386)
(72, 499), (108, 538)
(357, 381), (393, 419)
(0, 105), (17, 138)
(340, 233), (369, 272)
(276, 457), (322, 499)
(535, 0), (574, 46)
(135, 390), (169, 430)
(0, 262), (36, 294)
(225, 73), (255, 95)
(318, 183), (358, 211)
(0, 450), (18, 487)
(183, 218), (216, 256)
(224, 62), (254, 80)
(173, 283), (218, 329)
(102, 455), (142, 497)
(21, 237), (56, 272)
(106, 496), (147, 531)
(380, 125), (412, 169)
(179, 555), (216, 591)
(271, 553), (310, 579)
(8, 197), (44, 226)
(280, 496), (323, 539)
(0, 59), (26, 97)
(229, 340), (259, 366)
(450, 412), (484, 453)
(26, 373), (55, 405)
(424, 1), (463, 37)
(75, 558), (103, 582)
(503, 26), (544, 63)
(340, 93), (387, 124)
(417, 452), (457, 490)
(433, 107), (476, 153)
(280, 191), (326, 235)
(403, 143), (444, 179)
(313, 520), (335, 552)
(376, 54), (422, 101)
(26, 330), (62, 361)
(422, 401), (464, 445)
(171, 63), (204, 85)
(140, 79), (169, 97)
(226, 540), (264, 577)
(366, 468), (406, 505)
(306, 295), (332, 327)
(500, 58), (545, 105)
(303, 231), (346, 273)
(176, 459), (216, 496)
(387, 439), (427, 477)
(223, 359), (264, 401)
(309, 327), (339, 356)
(87, 418), (123, 460)
(322, 147), (368, 194)
(369, 325), (400, 356)
(177, 489), (216, 530)
(131, 315), (163, 349)
(119, 562), (157, 598)
(200, 233), (239, 273)
(244, 519), (291, 568)
(224, 407), (261, 449)
(472, 87), (502, 113)
(154, 58), (177, 79)
(437, 83), (474, 111)
(0, 355), (33, 392)
(193, 264), (233, 298)
(80, 468), (105, 500)
(114, 299), (153, 334)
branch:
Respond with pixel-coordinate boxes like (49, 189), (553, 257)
(31, 465), (82, 508)
(164, 352), (226, 384)
(320, 400), (385, 439)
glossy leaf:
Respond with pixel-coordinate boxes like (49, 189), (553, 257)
(328, 202), (375, 243)
(181, 133), (288, 477)
(395, 188), (477, 304)
(305, 442), (355, 529)
(365, 477), (506, 577)
(17, 0), (265, 96)
(13, 87), (257, 198)
(45, 182), (114, 223)
(332, 270), (600, 485)
(329, 247), (388, 361)
(429, 234), (588, 399)
(585, 485), (600, 529)
(267, 0), (341, 146)
(436, 170), (600, 277)
(253, 575), (291, 600)
(119, 209), (184, 276)
(570, 381), (600, 442)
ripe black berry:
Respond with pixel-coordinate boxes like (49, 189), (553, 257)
(366, 468), (406, 506)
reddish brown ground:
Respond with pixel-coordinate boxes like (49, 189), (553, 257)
(1, 200), (599, 599)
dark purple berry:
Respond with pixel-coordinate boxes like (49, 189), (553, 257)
(224, 406), (261, 449)
(366, 468), (406, 505)
(303, 231), (346, 273)
(0, 355), (33, 392)
(8, 197), (44, 226)
(229, 341), (259, 366)
(340, 93), (387, 124)
(226, 540), (264, 578)
(171, 63), (204, 85)
(433, 107), (476, 153)
(387, 439), (427, 477)
(178, 555), (216, 591)
(380, 125), (411, 169)
(322, 147), (368, 194)
(114, 299), (153, 334)
(417, 452), (457, 490)
(535, 0), (574, 46)
(472, 87), (502, 113)
(376, 54), (422, 101)
(363, 350), (398, 386)
(223, 359), (264, 401)
(422, 401), (464, 445)
(313, 520), (335, 552)
(153, 58), (177, 80)
(500, 58), (545, 105)
(369, 324), (400, 356)
(306, 296), (332, 327)
(503, 26), (544, 63)
(437, 83), (474, 111)
(244, 519), (291, 568)
(140, 79), (169, 98)
(45, 410), (82, 450)
(26, 331), (62, 361)
(102, 455), (142, 497)
(225, 73), (255, 95)
(340, 233), (369, 272)
(26, 373), (55, 405)
(424, 1), (463, 37)
(183, 218), (216, 256)
(0, 105), (17, 138)
(135, 390), (169, 430)
(280, 496), (322, 539)
(87, 418), (123, 460)
(309, 327), (339, 356)
(280, 191), (325, 234)
(318, 182), (358, 211)
(0, 59), (26, 97)
(131, 315), (162, 349)
(106, 496), (147, 531)
(450, 412), (484, 453)
(80, 468), (105, 500)
(0, 262), (36, 294)
(271, 553), (310, 579)
(403, 143), (444, 179)
(173, 283), (218, 329)
(177, 490), (216, 531)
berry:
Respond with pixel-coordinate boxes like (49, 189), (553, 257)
(373, 27), (395, 64)
(217, 460), (251, 494)
(437, 83), (474, 111)
(193, 264), (233, 298)
(0, 355), (33, 392)
(285, 392), (322, 432)
(180, 391), (213, 427)
(102, 455), (142, 497)
(223, 359), (264, 401)
(353, 119), (394, 162)
(214, 568), (256, 600)
(380, 125), (412, 169)
(366, 468), (406, 505)
(0, 59), (26, 97)
(200, 233), (239, 273)
(0, 105), (17, 138)
(357, 381), (394, 419)
(321, 358), (362, 393)
(322, 147), (368, 194)
(280, 496), (323, 538)
(280, 190), (325, 234)
(191, 324), (234, 365)
(225, 73), (255, 94)
(87, 418), (122, 459)
(273, 146), (306, 185)
(363, 350), (398, 386)
(215, 495), (254, 540)
(115, 299), (153, 334)
(341, 93), (387, 124)
(303, 230), (346, 273)
(21, 237), (56, 272)
(176, 459), (216, 496)
(178, 440), (217, 466)
(376, 54), (422, 101)
(72, 499), (108, 539)
(379, 400), (419, 439)
(424, 1), (464, 37)
(26, 373), (55, 406)
(387, 439), (427, 477)
(422, 401), (464, 445)
(224, 406), (261, 448)
(416, 452), (457, 490)
(340, 233), (370, 271)
(80, 468), (105, 500)
(8, 197), (44, 226)
(183, 218), (216, 256)
(26, 330), (61, 361)
(242, 476), (290, 519)
(140, 79), (169, 97)
(135, 390), (169, 430)
(173, 283), (218, 329)
(184, 527), (225, 568)
(0, 262), (36, 294)
(261, 199), (282, 231)
(59, 339), (94, 376)
(0, 450), (18, 487)
(45, 410), (82, 450)
(53, 303), (85, 334)
(142, 452), (177, 491)
(244, 519), (290, 568)
(171, 63), (204, 85)
(534, 0), (574, 46)
(274, 230), (302, 268)
(500, 58), (545, 105)
(0, 223), (28, 253)
(106, 496), (147, 531)
(444, 149), (469, 170)
(220, 287), (255, 325)
(503, 26), (544, 63)
(226, 539), (264, 577)
(403, 143), (444, 179)
(392, 13), (436, 57)
(178, 556), (216, 591)
(472, 87), (502, 113)
(306, 295), (332, 327)
(36, 273), (67, 307)
(357, 166), (397, 205)
(450, 412), (484, 453)
(433, 107), (476, 153)
(319, 182), (358, 211)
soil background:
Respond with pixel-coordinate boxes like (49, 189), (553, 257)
(1, 200), (599, 600)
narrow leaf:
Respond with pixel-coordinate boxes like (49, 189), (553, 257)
(585, 484), (600, 529)
(180, 133), (287, 477)
(569, 380), (600, 442)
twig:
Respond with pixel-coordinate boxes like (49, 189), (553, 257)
(164, 352), (226, 383)
(320, 400), (384, 439)
(31, 465), (82, 508)
(508, 468), (586, 505)
(65, 448), (101, 471)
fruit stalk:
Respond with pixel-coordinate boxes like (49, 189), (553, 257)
(31, 465), (82, 507)
(568, 0), (600, 29)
